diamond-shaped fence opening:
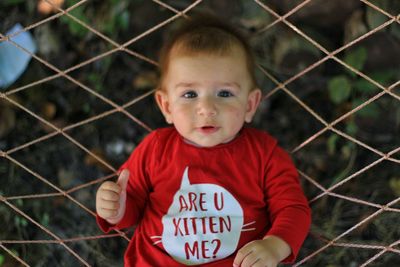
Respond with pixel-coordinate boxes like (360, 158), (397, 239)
(0, 0), (399, 266)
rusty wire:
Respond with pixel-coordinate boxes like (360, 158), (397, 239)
(0, 0), (399, 266)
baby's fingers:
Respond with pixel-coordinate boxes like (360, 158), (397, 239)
(99, 199), (120, 210)
(100, 181), (122, 194)
(239, 252), (260, 267)
(98, 207), (119, 218)
(99, 189), (120, 201)
(233, 243), (254, 267)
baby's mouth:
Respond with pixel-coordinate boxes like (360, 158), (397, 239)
(198, 126), (219, 134)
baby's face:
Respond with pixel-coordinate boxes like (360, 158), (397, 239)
(156, 48), (261, 147)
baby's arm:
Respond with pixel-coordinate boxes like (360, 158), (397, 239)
(233, 235), (291, 267)
(233, 140), (311, 266)
(96, 170), (129, 225)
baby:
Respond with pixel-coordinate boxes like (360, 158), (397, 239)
(96, 15), (311, 267)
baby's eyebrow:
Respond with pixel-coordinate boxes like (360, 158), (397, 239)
(216, 82), (241, 89)
(175, 82), (199, 88)
(174, 82), (241, 90)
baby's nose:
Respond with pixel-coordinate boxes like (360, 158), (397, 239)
(197, 98), (217, 116)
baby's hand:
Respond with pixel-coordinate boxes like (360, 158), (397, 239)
(96, 169), (129, 225)
(233, 236), (291, 267)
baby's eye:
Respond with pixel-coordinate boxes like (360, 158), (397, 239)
(217, 90), (234, 97)
(182, 91), (197, 98)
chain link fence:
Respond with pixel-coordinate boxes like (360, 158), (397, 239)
(0, 0), (399, 266)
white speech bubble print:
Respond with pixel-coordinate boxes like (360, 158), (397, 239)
(152, 166), (247, 265)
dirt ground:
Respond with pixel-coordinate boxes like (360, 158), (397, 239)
(1, 0), (399, 266)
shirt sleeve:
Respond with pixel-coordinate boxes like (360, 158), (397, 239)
(263, 143), (311, 263)
(96, 130), (159, 233)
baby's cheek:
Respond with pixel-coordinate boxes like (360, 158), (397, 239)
(175, 104), (193, 114)
(172, 106), (190, 119)
(230, 108), (247, 120)
(221, 104), (240, 115)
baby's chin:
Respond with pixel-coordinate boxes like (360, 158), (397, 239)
(182, 135), (238, 148)
(183, 138), (215, 148)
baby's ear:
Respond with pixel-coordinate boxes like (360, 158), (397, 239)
(155, 90), (173, 124)
(245, 89), (262, 123)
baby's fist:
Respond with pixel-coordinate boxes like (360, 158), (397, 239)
(96, 169), (129, 224)
(233, 236), (291, 267)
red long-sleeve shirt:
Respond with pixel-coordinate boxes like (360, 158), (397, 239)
(97, 127), (311, 266)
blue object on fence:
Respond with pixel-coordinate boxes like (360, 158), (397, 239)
(0, 23), (37, 89)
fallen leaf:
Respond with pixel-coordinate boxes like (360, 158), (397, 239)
(53, 196), (66, 207)
(344, 10), (367, 44)
(0, 101), (16, 138)
(41, 102), (57, 120)
(390, 177), (400, 196)
(58, 168), (74, 188)
(34, 24), (60, 57)
(133, 71), (158, 90)
(37, 0), (65, 15)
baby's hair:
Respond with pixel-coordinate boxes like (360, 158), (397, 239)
(158, 13), (258, 90)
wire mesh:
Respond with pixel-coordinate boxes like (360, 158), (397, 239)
(0, 0), (399, 266)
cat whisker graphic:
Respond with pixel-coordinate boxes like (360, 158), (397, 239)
(241, 221), (256, 232)
(150, 236), (163, 245)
